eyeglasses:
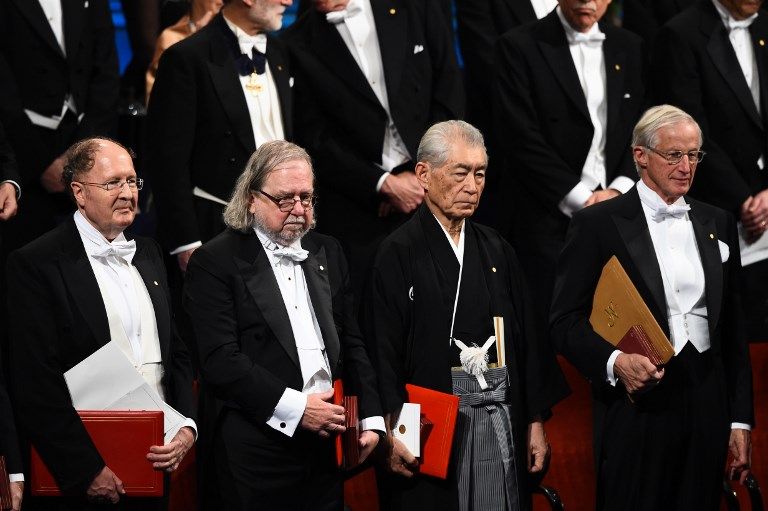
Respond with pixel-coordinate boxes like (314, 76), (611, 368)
(257, 189), (316, 212)
(645, 146), (706, 165)
(76, 178), (144, 192)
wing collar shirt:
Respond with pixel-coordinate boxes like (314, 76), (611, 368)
(257, 228), (385, 436)
(530, 0), (558, 19)
(327, 0), (411, 191)
(556, 6), (634, 217)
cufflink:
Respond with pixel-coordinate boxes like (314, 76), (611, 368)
(280, 422), (286, 428)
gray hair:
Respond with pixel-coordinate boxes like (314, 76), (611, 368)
(416, 120), (487, 167)
(223, 140), (314, 232)
(632, 105), (702, 173)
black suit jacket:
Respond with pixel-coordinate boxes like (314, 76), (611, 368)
(550, 187), (753, 425)
(494, 11), (647, 251)
(183, 229), (382, 441)
(282, 0), (463, 216)
(0, 0), (118, 183)
(0, 120), (20, 186)
(6, 218), (196, 493)
(147, 14), (294, 251)
(455, 0), (537, 137)
(622, 0), (695, 43)
(0, 362), (21, 476)
(651, 0), (768, 213)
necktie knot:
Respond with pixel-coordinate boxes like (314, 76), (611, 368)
(92, 239), (137, 264)
(326, 0), (363, 24)
(726, 15), (756, 32)
(651, 203), (691, 222)
(272, 246), (308, 262)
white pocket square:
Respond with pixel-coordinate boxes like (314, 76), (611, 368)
(414, 45), (424, 54)
(623, 93), (631, 99)
(289, 77), (294, 88)
(717, 239), (730, 263)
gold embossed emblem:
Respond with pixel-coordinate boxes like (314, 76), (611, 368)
(604, 301), (619, 328)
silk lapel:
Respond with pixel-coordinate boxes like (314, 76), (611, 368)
(12, 0), (64, 58)
(207, 15), (256, 153)
(308, 9), (382, 107)
(612, 190), (668, 324)
(236, 235), (301, 371)
(536, 13), (590, 121)
(372, 0), (407, 103)
(61, 0), (84, 65)
(603, 31), (627, 137)
(750, 15), (768, 125)
(267, 34), (293, 139)
(688, 201), (723, 331)
(704, 7), (763, 129)
(131, 241), (171, 361)
(301, 243), (340, 374)
(58, 220), (111, 347)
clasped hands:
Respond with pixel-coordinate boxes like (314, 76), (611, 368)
(300, 390), (379, 464)
(86, 426), (195, 504)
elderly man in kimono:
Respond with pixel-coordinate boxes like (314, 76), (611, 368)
(361, 120), (569, 511)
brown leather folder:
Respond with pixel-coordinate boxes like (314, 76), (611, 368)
(333, 380), (360, 470)
(405, 384), (459, 480)
(30, 410), (164, 497)
(0, 456), (11, 511)
(589, 256), (674, 365)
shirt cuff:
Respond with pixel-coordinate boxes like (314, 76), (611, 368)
(266, 387), (307, 437)
(606, 349), (622, 386)
(558, 181), (593, 218)
(1, 180), (20, 199)
(608, 175), (635, 194)
(731, 422), (752, 431)
(170, 240), (203, 255)
(179, 418), (199, 441)
(8, 473), (23, 483)
(360, 415), (386, 433)
(375, 172), (390, 193)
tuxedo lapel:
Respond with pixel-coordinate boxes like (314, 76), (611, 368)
(207, 16), (256, 153)
(504, 0), (537, 24)
(58, 221), (111, 348)
(302, 244), (341, 374)
(131, 242), (171, 360)
(604, 32), (627, 137)
(536, 13), (590, 120)
(236, 235), (301, 371)
(11, 0), (64, 58)
(372, 0), (407, 102)
(704, 7), (763, 128)
(308, 10), (382, 107)
(267, 35), (293, 139)
(61, 0), (84, 65)
(611, 190), (668, 325)
(688, 201), (723, 331)
(750, 16), (768, 123)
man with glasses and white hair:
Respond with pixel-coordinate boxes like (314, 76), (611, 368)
(183, 140), (383, 510)
(6, 137), (197, 510)
(550, 105), (753, 510)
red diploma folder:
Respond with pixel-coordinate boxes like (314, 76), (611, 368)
(0, 456), (12, 511)
(405, 384), (460, 480)
(618, 325), (667, 366)
(332, 380), (360, 470)
(30, 410), (164, 497)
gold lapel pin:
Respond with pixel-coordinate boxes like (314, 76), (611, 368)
(153, 281), (159, 286)
(615, 64), (621, 71)
(389, 8), (396, 14)
(319, 265), (324, 271)
(760, 39), (765, 47)
(277, 65), (283, 71)
(709, 234), (715, 239)
(491, 267), (497, 273)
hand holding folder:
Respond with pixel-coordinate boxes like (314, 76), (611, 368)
(332, 380), (360, 470)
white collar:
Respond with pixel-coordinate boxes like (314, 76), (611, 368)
(74, 210), (130, 257)
(254, 226), (304, 252)
(637, 179), (689, 211)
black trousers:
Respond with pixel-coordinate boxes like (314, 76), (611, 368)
(213, 409), (343, 511)
(596, 343), (730, 511)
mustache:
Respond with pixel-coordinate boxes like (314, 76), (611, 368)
(284, 215), (306, 225)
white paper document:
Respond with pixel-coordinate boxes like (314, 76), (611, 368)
(392, 403), (421, 457)
(738, 223), (768, 267)
(64, 342), (187, 443)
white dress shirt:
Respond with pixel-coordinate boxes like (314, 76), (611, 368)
(556, 7), (634, 217)
(257, 228), (385, 436)
(328, 0), (411, 191)
(530, 0), (558, 19)
(605, 182), (750, 430)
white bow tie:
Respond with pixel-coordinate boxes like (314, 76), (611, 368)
(326, 0), (363, 24)
(238, 33), (267, 54)
(568, 31), (606, 46)
(272, 246), (308, 262)
(92, 239), (137, 264)
(726, 15), (757, 32)
(651, 203), (691, 222)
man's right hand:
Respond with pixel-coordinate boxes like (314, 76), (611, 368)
(86, 466), (125, 504)
(299, 389), (346, 438)
(10, 481), (23, 511)
(40, 155), (66, 193)
(177, 247), (197, 272)
(385, 435), (418, 478)
(613, 353), (664, 394)
(380, 172), (425, 214)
